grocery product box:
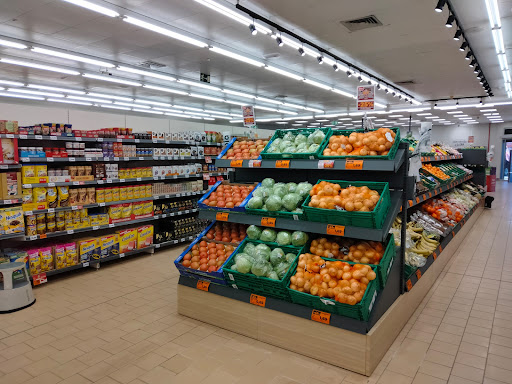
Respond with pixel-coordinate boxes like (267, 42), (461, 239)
(0, 172), (22, 199)
(137, 225), (153, 249)
(0, 138), (18, 164)
(78, 238), (100, 262)
(0, 206), (24, 234)
(100, 234), (119, 258)
(0, 120), (18, 134)
(117, 229), (137, 253)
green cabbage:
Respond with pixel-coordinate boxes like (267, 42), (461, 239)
(276, 231), (292, 246)
(274, 262), (290, 280)
(247, 196), (264, 209)
(294, 134), (307, 145)
(243, 243), (256, 256)
(261, 178), (275, 189)
(234, 252), (251, 263)
(279, 140), (293, 152)
(251, 260), (271, 277)
(258, 187), (272, 200)
(286, 182), (298, 194)
(270, 248), (285, 266)
(296, 182), (313, 197)
(272, 186), (287, 199)
(255, 243), (271, 254)
(267, 271), (279, 280)
(265, 196), (282, 211)
(291, 231), (309, 246)
(246, 225), (262, 240)
(308, 143), (320, 152)
(235, 257), (252, 274)
(260, 229), (276, 242)
(285, 253), (297, 263)
(283, 132), (295, 142)
(231, 264), (238, 272)
(308, 129), (326, 145)
(282, 193), (301, 211)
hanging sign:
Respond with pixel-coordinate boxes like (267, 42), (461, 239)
(241, 105), (256, 127)
(357, 85), (375, 111)
(468, 136), (474, 143)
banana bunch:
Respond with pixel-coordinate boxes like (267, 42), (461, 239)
(392, 217), (402, 229)
(406, 222), (423, 240)
(410, 232), (440, 256)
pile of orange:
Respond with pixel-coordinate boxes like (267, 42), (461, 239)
(308, 181), (380, 212)
(203, 183), (255, 208)
(322, 128), (396, 157)
(182, 241), (235, 272)
(422, 164), (450, 180)
(222, 139), (269, 160)
(309, 237), (385, 264)
(205, 222), (247, 243)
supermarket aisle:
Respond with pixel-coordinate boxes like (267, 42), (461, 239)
(0, 182), (509, 384)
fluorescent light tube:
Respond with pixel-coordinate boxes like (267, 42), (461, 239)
(124, 16), (208, 48)
(100, 104), (130, 110)
(223, 99), (246, 106)
(209, 46), (264, 67)
(87, 92), (133, 101)
(256, 96), (283, 105)
(27, 84), (85, 94)
(165, 112), (191, 118)
(303, 78), (332, 90)
(304, 107), (324, 113)
(0, 80), (24, 86)
(375, 102), (386, 108)
(143, 85), (188, 95)
(0, 58), (80, 75)
(82, 73), (141, 86)
(332, 88), (355, 98)
(277, 109), (298, 115)
(282, 102), (305, 109)
(172, 105), (203, 111)
(254, 105), (279, 112)
(8, 88), (63, 98)
(389, 115), (403, 118)
(31, 47), (114, 67)
(67, 95), (111, 103)
(133, 99), (171, 107)
(62, 0), (119, 17)
(0, 39), (27, 49)
(114, 102), (150, 109)
(47, 98), (92, 106)
(117, 66), (176, 82)
(177, 79), (221, 91)
(447, 111), (463, 114)
(0, 92), (44, 100)
(132, 109), (163, 114)
(265, 66), (303, 81)
(190, 93), (224, 102)
(222, 89), (254, 99)
(203, 117), (215, 121)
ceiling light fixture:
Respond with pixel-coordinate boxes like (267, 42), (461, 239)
(445, 14), (455, 27)
(0, 58), (80, 75)
(87, 92), (133, 101)
(61, 0), (120, 17)
(459, 42), (468, 51)
(27, 85), (85, 94)
(276, 36), (284, 47)
(317, 56), (324, 64)
(249, 24), (257, 35)
(0, 92), (44, 101)
(469, 59), (476, 67)
(303, 78), (332, 90)
(133, 99), (171, 107)
(142, 84), (188, 95)
(453, 29), (462, 40)
(31, 47), (115, 67)
(177, 79), (221, 91)
(114, 102), (150, 109)
(0, 80), (24, 86)
(190, 93), (225, 102)
(7, 88), (63, 98)
(298, 47), (305, 56)
(82, 73), (141, 86)
(0, 39), (28, 49)
(67, 95), (112, 103)
(222, 89), (254, 99)
(47, 98), (92, 106)
(465, 51), (472, 60)
(100, 105), (131, 111)
(435, 0), (447, 12)
(265, 66), (303, 81)
(256, 96), (283, 105)
(332, 64), (339, 72)
(117, 66), (176, 82)
(209, 46), (264, 67)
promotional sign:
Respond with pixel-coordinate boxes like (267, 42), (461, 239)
(468, 136), (474, 143)
(241, 105), (256, 127)
(357, 85), (375, 111)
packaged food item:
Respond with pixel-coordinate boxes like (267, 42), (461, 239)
(132, 202), (143, 217)
(58, 186), (69, 207)
(100, 234), (119, 258)
(46, 212), (55, 222)
(28, 249), (41, 275)
(26, 225), (36, 236)
(22, 189), (33, 204)
(145, 184), (152, 198)
(79, 238), (100, 262)
(87, 188), (95, 204)
(111, 187), (119, 201)
(35, 165), (47, 177)
(0, 172), (22, 199)
(98, 214), (109, 225)
(142, 202), (153, 215)
(40, 247), (54, 272)
(133, 185), (140, 199)
(137, 225), (153, 249)
(36, 222), (46, 234)
(81, 217), (90, 228)
(54, 244), (66, 269)
(56, 221), (65, 231)
(125, 186), (133, 200)
(119, 186), (127, 201)
(0, 120), (18, 134)
(3, 207), (24, 233)
(47, 187), (58, 208)
(33, 187), (47, 203)
(65, 243), (78, 266)
(26, 214), (36, 226)
(78, 188), (87, 204)
(121, 203), (132, 218)
(22, 165), (35, 180)
(47, 221), (56, 233)
(104, 188), (113, 203)
(117, 228), (137, 253)
(108, 204), (122, 220)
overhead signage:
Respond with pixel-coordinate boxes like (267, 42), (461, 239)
(357, 85), (375, 111)
(242, 105), (256, 127)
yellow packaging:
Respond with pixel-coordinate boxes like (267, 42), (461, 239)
(108, 205), (122, 220)
(3, 206), (24, 234)
(81, 217), (90, 228)
(98, 214), (109, 225)
(130, 169), (137, 178)
(39, 247), (54, 272)
(104, 188), (113, 203)
(28, 251), (41, 275)
(35, 165), (47, 177)
(143, 202), (153, 215)
(118, 169), (126, 179)
(89, 214), (100, 226)
(146, 167), (152, 177)
(65, 220), (73, 229)
(135, 168), (143, 178)
(100, 234), (119, 258)
(80, 208), (88, 219)
(125, 186), (133, 200)
(72, 210), (81, 220)
(22, 189), (33, 204)
(146, 184), (152, 198)
(65, 244), (78, 266)
(96, 188), (105, 203)
(117, 228), (137, 253)
(119, 187), (127, 201)
(54, 245), (66, 269)
(46, 221), (56, 233)
(133, 185), (140, 199)
(137, 225), (153, 249)
(79, 238), (100, 262)
(112, 187), (120, 201)
(21, 165), (36, 183)
(121, 203), (132, 218)
(32, 187), (47, 203)
(65, 211), (73, 221)
(132, 202), (143, 217)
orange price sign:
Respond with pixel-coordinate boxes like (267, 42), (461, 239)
(416, 197), (420, 204)
(260, 217), (276, 227)
(196, 280), (210, 292)
(275, 160), (290, 168)
(345, 159), (364, 170)
(39, 234), (47, 239)
(250, 294), (266, 307)
(216, 212), (229, 221)
(433, 252), (437, 260)
(326, 224), (345, 236)
(311, 309), (331, 324)
(32, 272), (47, 286)
(230, 160), (243, 167)
(406, 279), (413, 291)
(416, 269), (422, 280)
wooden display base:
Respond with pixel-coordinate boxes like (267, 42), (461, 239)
(177, 207), (482, 376)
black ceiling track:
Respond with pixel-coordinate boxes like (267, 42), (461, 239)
(235, 3), (415, 100)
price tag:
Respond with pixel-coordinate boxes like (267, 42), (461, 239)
(180, 156), (185, 160)
(119, 179), (125, 183)
(249, 294), (266, 307)
(109, 224), (115, 228)
(117, 138), (123, 142)
(180, 238), (185, 242)
(72, 205), (83, 210)
(107, 179), (113, 184)
(99, 203), (105, 207)
(75, 137), (82, 141)
(275, 160), (290, 168)
(69, 158), (75, 162)
(47, 182), (56, 187)
(47, 208), (55, 213)
(216, 212), (229, 221)
(86, 157), (92, 162)
(0, 165), (8, 169)
(4, 199), (12, 204)
(311, 310), (331, 324)
(406, 279), (413, 291)
(416, 197), (420, 204)
(97, 137), (103, 142)
(50, 136), (57, 141)
(248, 160), (261, 168)
(32, 272), (47, 286)
(72, 181), (80, 186)
(318, 160), (334, 169)
(114, 157), (120, 161)
(416, 269), (422, 280)
(326, 224), (345, 236)
(67, 230), (74, 235)
(260, 217), (276, 227)
(230, 160), (243, 167)
(47, 157), (54, 162)
(4, 134), (14, 139)
(120, 253), (125, 258)
(83, 262), (89, 267)
(433, 252), (437, 260)
(93, 226), (100, 230)
(136, 177), (142, 181)
(124, 157), (130, 161)
(135, 139), (140, 143)
(40, 234), (47, 239)
(29, 235), (38, 240)
(19, 134), (28, 139)
(345, 159), (364, 170)
(138, 156), (145, 161)
(161, 214), (167, 218)
(35, 135), (43, 140)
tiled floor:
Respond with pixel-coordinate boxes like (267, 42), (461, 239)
(0, 181), (509, 384)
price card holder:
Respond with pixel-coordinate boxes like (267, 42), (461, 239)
(311, 310), (331, 324)
(196, 280), (210, 291)
(250, 294), (266, 307)
(248, 160), (261, 168)
(406, 279), (413, 291)
(32, 272), (47, 286)
(216, 212), (229, 221)
(230, 160), (243, 167)
(317, 160), (334, 169)
(345, 159), (363, 170)
(416, 269), (422, 280)
(326, 224), (345, 236)
(275, 160), (290, 168)
(260, 217), (276, 227)
(40, 234), (47, 239)
(433, 252), (437, 260)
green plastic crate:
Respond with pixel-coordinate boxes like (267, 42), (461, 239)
(223, 238), (303, 301)
(287, 272), (378, 321)
(318, 127), (400, 160)
(302, 180), (391, 229)
(404, 264), (417, 280)
(420, 168), (453, 185)
(245, 207), (305, 220)
(260, 128), (331, 159)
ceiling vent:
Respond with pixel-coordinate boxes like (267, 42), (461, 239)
(341, 15), (382, 32)
(138, 60), (166, 69)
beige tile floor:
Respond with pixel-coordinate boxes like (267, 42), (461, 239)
(0, 181), (509, 384)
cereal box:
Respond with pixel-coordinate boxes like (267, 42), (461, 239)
(78, 238), (100, 262)
(117, 229), (137, 253)
(0, 138), (18, 164)
(100, 234), (119, 258)
(2, 206), (24, 234)
(39, 246), (54, 272)
(0, 172), (22, 199)
(137, 225), (153, 249)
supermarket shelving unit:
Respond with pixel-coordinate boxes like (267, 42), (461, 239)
(459, 148), (487, 187)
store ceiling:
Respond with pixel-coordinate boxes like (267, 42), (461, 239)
(0, 0), (509, 127)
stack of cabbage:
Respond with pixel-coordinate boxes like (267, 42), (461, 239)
(265, 129), (326, 155)
(230, 242), (297, 280)
(246, 178), (313, 213)
(246, 225), (309, 247)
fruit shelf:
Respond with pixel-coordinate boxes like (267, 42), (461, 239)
(215, 149), (405, 172)
(420, 154), (463, 162)
(404, 202), (481, 292)
(20, 156), (205, 163)
(198, 190), (402, 242)
(177, 243), (401, 335)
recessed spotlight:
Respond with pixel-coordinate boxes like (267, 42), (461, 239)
(333, 64), (339, 71)
(276, 36), (284, 47)
(317, 56), (324, 64)
(298, 47), (305, 56)
(249, 24), (257, 35)
(465, 51), (472, 60)
(459, 42), (468, 51)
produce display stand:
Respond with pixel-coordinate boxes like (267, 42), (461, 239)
(178, 142), (411, 375)
(459, 148), (487, 187)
